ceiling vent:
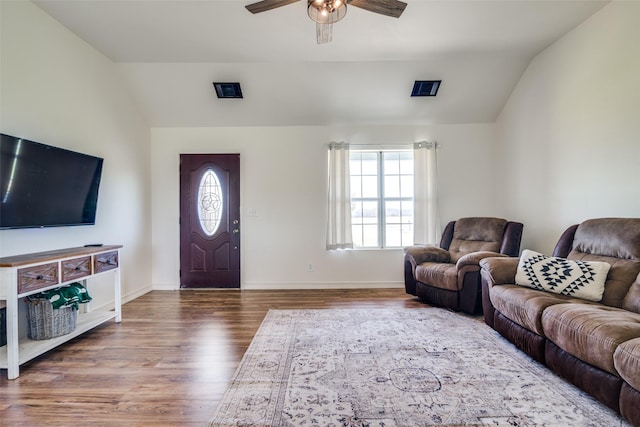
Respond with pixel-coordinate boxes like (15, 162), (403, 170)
(411, 80), (441, 97)
(213, 82), (243, 99)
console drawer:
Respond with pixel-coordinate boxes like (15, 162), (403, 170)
(62, 256), (92, 282)
(94, 251), (119, 273)
(18, 262), (59, 294)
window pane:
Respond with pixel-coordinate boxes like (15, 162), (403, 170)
(197, 169), (223, 236)
(401, 224), (413, 246)
(401, 200), (413, 224)
(350, 154), (362, 175)
(386, 224), (401, 247)
(384, 152), (400, 174)
(399, 152), (413, 175)
(384, 175), (400, 198)
(362, 176), (378, 198)
(361, 152), (378, 175)
(400, 175), (413, 198)
(385, 201), (401, 225)
(352, 224), (364, 247)
(363, 224), (378, 247)
(351, 201), (363, 224)
(350, 176), (362, 198)
(362, 201), (378, 224)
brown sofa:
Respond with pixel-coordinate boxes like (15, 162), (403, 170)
(480, 218), (640, 426)
(404, 217), (523, 314)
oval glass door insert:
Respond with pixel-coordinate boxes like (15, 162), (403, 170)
(197, 168), (223, 236)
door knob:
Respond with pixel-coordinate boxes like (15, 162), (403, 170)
(232, 228), (239, 234)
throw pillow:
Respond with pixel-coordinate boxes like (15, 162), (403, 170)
(515, 249), (611, 302)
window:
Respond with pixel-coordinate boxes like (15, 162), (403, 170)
(350, 149), (414, 248)
(197, 168), (223, 236)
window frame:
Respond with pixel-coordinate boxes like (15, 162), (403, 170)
(350, 147), (414, 249)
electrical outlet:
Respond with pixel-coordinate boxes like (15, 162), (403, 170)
(306, 264), (313, 272)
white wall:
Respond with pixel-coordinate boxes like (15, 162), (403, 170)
(6, 0), (635, 295)
(496, 1), (640, 255)
(0, 1), (152, 304)
(151, 124), (499, 289)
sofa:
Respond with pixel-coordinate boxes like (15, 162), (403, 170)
(480, 218), (640, 426)
(404, 217), (523, 314)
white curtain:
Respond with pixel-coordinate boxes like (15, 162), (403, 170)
(326, 142), (353, 250)
(413, 141), (439, 245)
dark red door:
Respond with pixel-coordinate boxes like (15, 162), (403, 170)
(179, 154), (240, 288)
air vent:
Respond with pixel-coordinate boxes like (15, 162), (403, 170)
(213, 82), (243, 99)
(411, 80), (441, 97)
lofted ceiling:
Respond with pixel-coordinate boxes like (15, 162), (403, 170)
(33, 0), (609, 127)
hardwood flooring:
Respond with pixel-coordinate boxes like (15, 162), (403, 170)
(0, 288), (427, 426)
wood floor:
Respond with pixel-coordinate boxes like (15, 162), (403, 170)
(0, 288), (428, 426)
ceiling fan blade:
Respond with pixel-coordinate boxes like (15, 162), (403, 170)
(245, 0), (301, 14)
(348, 0), (407, 18)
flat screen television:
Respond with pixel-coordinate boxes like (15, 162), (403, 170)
(0, 133), (104, 229)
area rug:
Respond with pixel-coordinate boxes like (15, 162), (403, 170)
(208, 308), (629, 426)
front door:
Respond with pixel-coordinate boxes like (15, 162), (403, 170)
(179, 154), (240, 288)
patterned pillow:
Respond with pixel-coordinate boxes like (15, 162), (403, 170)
(515, 249), (611, 302)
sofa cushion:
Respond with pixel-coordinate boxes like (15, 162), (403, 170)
(569, 252), (640, 310)
(568, 217), (640, 308)
(571, 217), (640, 260)
(542, 304), (640, 376)
(489, 284), (589, 336)
(515, 249), (610, 302)
(414, 262), (458, 291)
(615, 338), (640, 391)
(448, 217), (506, 263)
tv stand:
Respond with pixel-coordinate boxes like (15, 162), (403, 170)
(0, 245), (122, 379)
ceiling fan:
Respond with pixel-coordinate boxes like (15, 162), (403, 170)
(245, 0), (408, 44)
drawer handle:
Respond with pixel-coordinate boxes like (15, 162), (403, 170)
(36, 275), (44, 280)
(75, 266), (81, 270)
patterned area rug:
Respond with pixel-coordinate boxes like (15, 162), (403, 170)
(209, 308), (629, 426)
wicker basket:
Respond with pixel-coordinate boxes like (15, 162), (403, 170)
(26, 299), (77, 340)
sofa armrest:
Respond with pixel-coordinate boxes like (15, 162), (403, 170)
(479, 256), (519, 285)
(500, 221), (524, 257)
(553, 224), (579, 258)
(404, 246), (451, 266)
(456, 251), (508, 269)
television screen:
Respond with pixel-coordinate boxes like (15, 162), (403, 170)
(0, 133), (104, 229)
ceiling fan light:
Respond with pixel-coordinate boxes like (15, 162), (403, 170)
(307, 0), (347, 24)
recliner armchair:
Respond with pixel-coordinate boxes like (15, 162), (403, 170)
(404, 217), (523, 314)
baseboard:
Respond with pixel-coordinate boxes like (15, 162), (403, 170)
(241, 282), (404, 290)
(122, 285), (153, 304)
(153, 283), (179, 291)
(151, 282), (404, 291)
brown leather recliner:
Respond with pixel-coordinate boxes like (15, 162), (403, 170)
(404, 217), (523, 314)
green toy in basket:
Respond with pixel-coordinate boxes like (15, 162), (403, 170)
(26, 282), (92, 309)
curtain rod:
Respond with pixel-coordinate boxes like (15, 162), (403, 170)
(349, 141), (439, 151)
(329, 141), (440, 150)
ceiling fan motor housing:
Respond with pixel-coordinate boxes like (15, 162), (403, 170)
(307, 0), (347, 24)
